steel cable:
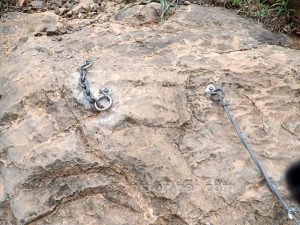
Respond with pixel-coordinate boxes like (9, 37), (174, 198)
(205, 84), (299, 225)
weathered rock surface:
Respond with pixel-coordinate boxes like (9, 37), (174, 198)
(0, 3), (300, 225)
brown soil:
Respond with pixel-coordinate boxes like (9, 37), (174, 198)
(292, 35), (300, 49)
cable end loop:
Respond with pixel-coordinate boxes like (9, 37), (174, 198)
(205, 84), (225, 103)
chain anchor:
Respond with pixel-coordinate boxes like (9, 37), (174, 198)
(78, 60), (113, 112)
(94, 88), (113, 111)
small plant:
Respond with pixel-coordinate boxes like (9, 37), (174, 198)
(142, 0), (179, 19)
(272, 0), (294, 16)
(229, 0), (241, 6)
(252, 1), (269, 18)
(253, 10), (267, 18)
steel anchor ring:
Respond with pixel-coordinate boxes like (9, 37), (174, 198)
(94, 94), (113, 111)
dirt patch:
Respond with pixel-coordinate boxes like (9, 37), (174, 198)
(0, 0), (103, 19)
(0, 0), (18, 16)
(291, 34), (300, 49)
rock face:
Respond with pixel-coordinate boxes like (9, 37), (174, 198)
(0, 3), (300, 225)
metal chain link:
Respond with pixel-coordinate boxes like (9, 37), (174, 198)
(205, 84), (300, 225)
(78, 60), (112, 112)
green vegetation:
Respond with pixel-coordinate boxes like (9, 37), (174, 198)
(224, 0), (293, 16)
(144, 0), (179, 19)
(272, 0), (294, 16)
(229, 0), (241, 6)
(213, 0), (295, 32)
